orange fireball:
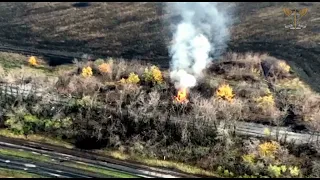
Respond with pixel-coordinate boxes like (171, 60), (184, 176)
(175, 88), (188, 103)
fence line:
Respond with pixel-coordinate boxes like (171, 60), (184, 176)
(1, 83), (320, 145)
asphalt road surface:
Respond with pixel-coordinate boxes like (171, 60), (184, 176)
(0, 138), (183, 178)
(0, 155), (93, 178)
(0, 146), (141, 178)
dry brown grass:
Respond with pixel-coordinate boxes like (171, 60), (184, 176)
(288, 91), (320, 121)
(55, 74), (102, 96)
(0, 66), (57, 90)
(0, 65), (5, 79)
(107, 59), (150, 81)
(0, 2), (319, 92)
(206, 52), (320, 127)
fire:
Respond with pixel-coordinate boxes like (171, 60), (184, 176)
(175, 88), (188, 103)
(28, 56), (38, 66)
(216, 83), (234, 102)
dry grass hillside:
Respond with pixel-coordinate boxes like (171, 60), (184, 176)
(0, 2), (320, 178)
(1, 52), (320, 178)
(0, 2), (319, 91)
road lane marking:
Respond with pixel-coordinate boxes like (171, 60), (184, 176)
(46, 172), (62, 177)
(24, 164), (36, 168)
(0, 141), (178, 178)
(31, 151), (41, 155)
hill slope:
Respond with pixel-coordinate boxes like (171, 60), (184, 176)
(0, 2), (319, 91)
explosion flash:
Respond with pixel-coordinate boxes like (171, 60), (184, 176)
(166, 2), (233, 103)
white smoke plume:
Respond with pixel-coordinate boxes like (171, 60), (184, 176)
(167, 2), (233, 90)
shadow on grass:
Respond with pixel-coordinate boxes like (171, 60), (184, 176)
(74, 135), (109, 150)
(72, 2), (91, 8)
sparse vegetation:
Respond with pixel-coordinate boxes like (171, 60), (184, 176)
(0, 167), (44, 178)
(64, 162), (139, 178)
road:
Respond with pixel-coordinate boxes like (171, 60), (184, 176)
(0, 146), (143, 178)
(0, 155), (93, 178)
(0, 136), (192, 178)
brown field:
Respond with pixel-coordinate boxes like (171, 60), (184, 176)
(0, 2), (319, 90)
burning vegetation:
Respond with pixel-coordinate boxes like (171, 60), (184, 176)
(28, 56), (38, 66)
(175, 88), (188, 103)
(216, 83), (235, 102)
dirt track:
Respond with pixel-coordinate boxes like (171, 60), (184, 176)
(0, 2), (319, 91)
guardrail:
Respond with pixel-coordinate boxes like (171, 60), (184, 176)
(1, 83), (320, 145)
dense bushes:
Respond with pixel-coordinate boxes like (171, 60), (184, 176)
(1, 83), (318, 177)
(1, 53), (320, 177)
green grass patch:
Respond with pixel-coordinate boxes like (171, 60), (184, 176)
(0, 129), (74, 149)
(0, 52), (26, 70)
(0, 148), (52, 163)
(0, 167), (45, 178)
(97, 150), (218, 177)
(63, 161), (140, 178)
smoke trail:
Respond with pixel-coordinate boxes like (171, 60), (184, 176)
(167, 2), (233, 90)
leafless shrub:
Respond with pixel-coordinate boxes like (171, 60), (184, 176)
(234, 81), (270, 99)
(3, 66), (47, 84)
(56, 75), (102, 96)
(261, 56), (292, 80)
(216, 98), (245, 124)
(223, 52), (263, 65)
(288, 91), (320, 123)
(225, 66), (260, 82)
(110, 59), (149, 81)
(69, 76), (102, 96)
(310, 160), (320, 178)
(191, 93), (218, 123)
(0, 66), (57, 92)
(208, 52), (264, 83)
(303, 109), (320, 131)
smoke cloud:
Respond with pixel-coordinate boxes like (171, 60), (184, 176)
(167, 2), (233, 90)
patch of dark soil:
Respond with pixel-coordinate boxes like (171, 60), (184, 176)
(282, 107), (308, 133)
(288, 143), (319, 157)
